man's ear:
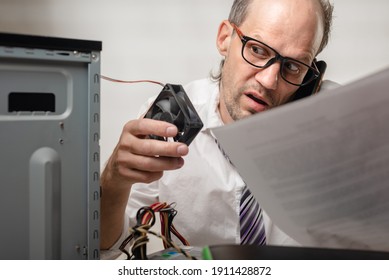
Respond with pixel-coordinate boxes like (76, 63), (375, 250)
(216, 20), (233, 57)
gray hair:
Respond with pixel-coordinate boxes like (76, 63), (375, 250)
(211, 0), (334, 81)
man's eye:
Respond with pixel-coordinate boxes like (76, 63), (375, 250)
(249, 44), (267, 57)
(284, 61), (301, 74)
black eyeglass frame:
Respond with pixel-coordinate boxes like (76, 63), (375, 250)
(231, 22), (320, 87)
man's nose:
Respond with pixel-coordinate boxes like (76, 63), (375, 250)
(254, 62), (281, 90)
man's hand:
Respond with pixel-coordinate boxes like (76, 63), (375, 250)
(101, 118), (189, 191)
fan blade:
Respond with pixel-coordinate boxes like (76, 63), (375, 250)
(168, 96), (180, 115)
(159, 111), (174, 123)
(172, 110), (185, 131)
(176, 93), (189, 116)
(152, 112), (163, 120)
(152, 111), (173, 123)
(155, 99), (171, 112)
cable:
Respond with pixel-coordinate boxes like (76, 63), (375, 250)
(119, 202), (194, 260)
(100, 74), (165, 87)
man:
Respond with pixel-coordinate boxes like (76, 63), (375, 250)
(100, 0), (334, 258)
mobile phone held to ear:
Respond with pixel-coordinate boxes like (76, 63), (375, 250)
(144, 84), (203, 146)
(290, 60), (327, 102)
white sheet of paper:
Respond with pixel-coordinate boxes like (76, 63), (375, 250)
(212, 67), (389, 252)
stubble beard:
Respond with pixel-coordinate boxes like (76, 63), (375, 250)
(222, 81), (272, 122)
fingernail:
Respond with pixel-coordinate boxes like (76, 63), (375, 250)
(177, 145), (188, 156)
(166, 126), (177, 135)
(177, 157), (185, 167)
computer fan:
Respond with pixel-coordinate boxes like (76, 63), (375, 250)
(144, 84), (203, 146)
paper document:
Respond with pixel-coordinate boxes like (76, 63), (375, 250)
(212, 68), (389, 252)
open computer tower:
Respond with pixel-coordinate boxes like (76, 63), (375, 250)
(0, 33), (101, 259)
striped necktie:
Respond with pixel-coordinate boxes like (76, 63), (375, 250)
(240, 185), (266, 245)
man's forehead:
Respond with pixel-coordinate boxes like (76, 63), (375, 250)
(243, 0), (324, 57)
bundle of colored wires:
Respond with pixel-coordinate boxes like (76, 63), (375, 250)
(119, 202), (193, 260)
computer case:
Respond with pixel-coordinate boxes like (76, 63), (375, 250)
(0, 33), (101, 259)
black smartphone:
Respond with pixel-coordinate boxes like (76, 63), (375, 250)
(289, 60), (327, 102)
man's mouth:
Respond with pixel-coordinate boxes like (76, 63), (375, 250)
(246, 94), (269, 107)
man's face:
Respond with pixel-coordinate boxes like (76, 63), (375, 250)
(217, 0), (324, 124)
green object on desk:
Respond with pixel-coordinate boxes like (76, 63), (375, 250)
(201, 246), (214, 260)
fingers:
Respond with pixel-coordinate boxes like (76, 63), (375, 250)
(114, 156), (184, 184)
(116, 148), (185, 172)
(106, 118), (190, 186)
(123, 119), (189, 157)
(126, 118), (178, 139)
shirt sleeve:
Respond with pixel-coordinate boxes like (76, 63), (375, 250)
(99, 214), (130, 260)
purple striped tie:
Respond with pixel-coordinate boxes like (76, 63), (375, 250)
(240, 185), (266, 245)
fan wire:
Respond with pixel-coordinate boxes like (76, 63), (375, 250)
(100, 75), (164, 87)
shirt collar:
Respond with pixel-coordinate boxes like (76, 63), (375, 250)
(202, 83), (224, 134)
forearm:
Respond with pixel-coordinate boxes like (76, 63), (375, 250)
(100, 166), (132, 250)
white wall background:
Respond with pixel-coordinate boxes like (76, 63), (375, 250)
(1, 0), (389, 170)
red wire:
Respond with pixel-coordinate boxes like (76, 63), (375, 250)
(100, 75), (165, 87)
(137, 201), (190, 247)
(141, 202), (167, 224)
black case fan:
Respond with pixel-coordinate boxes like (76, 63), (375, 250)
(144, 84), (203, 146)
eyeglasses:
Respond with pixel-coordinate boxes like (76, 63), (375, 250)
(231, 23), (320, 87)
